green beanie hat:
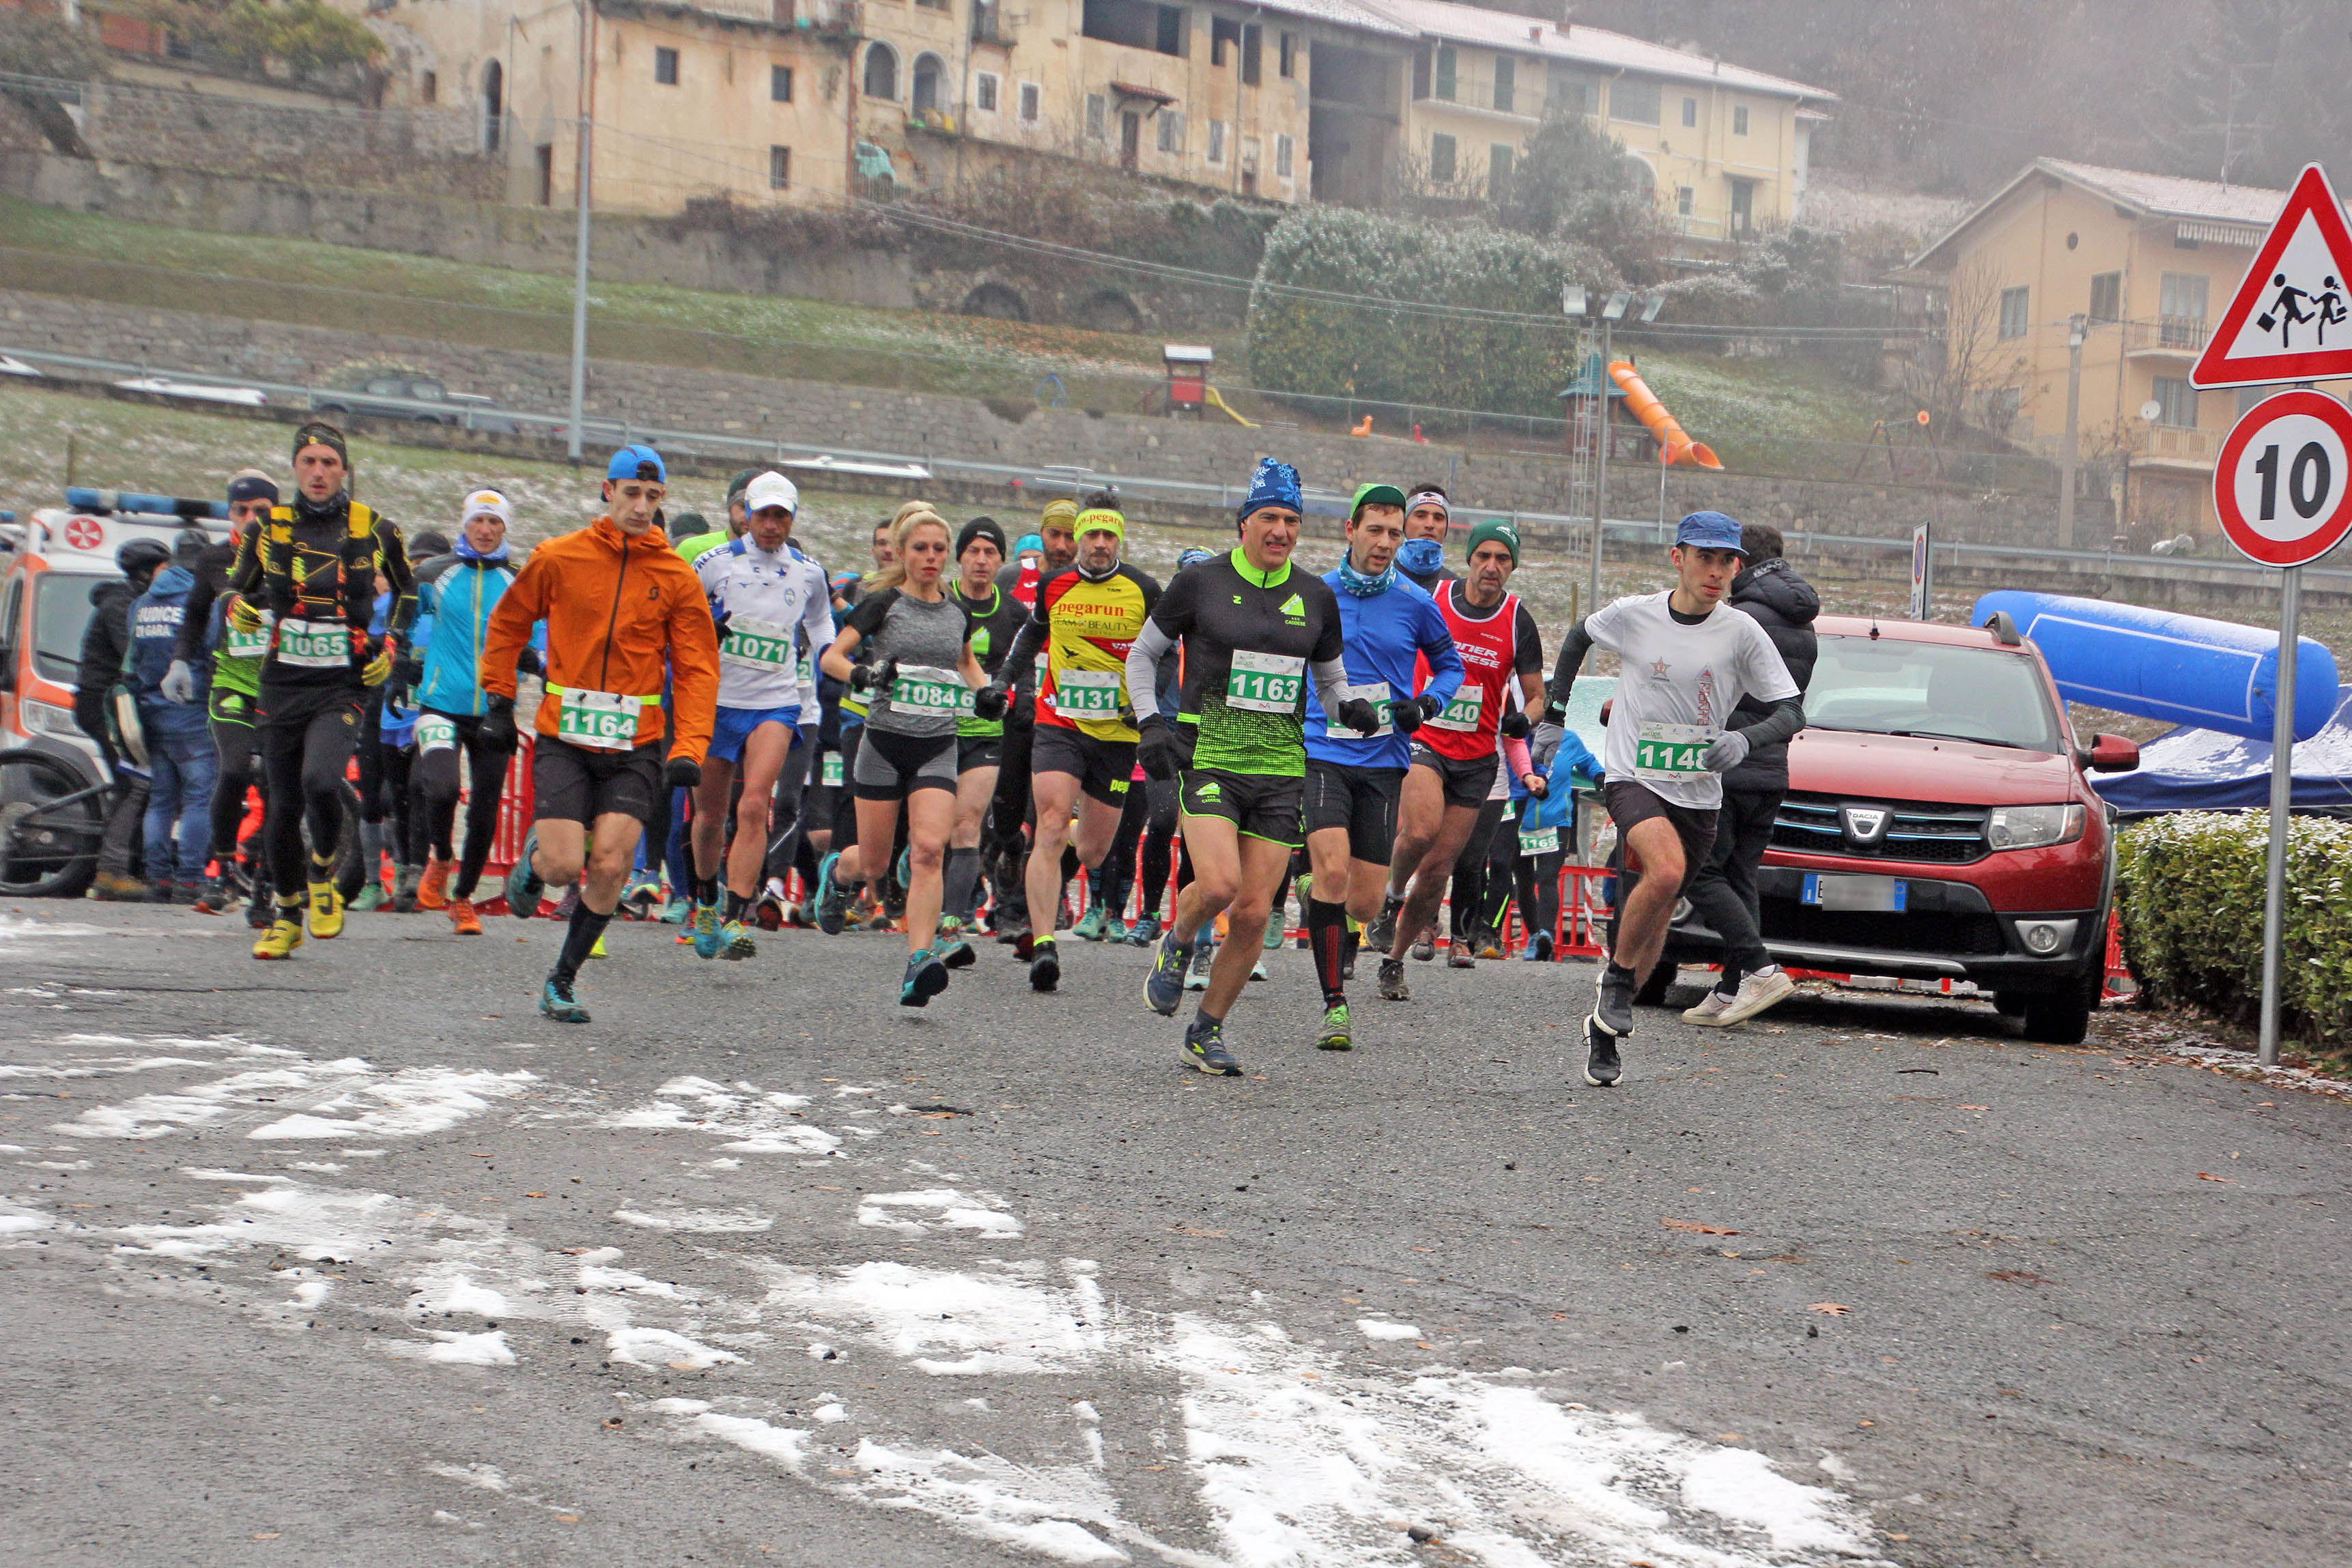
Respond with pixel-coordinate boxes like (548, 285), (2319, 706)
(1465, 517), (1520, 565)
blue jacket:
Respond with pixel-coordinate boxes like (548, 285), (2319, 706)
(1303, 571), (1465, 770)
(128, 565), (210, 734)
(412, 550), (539, 718)
(1511, 729), (1604, 829)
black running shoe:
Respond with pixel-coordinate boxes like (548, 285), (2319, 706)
(1584, 1015), (1623, 1087)
(1030, 937), (1060, 993)
(1591, 963), (1637, 1038)
(1365, 896), (1402, 956)
(1182, 1014), (1243, 1077)
(901, 948), (950, 1008)
(1376, 956), (1410, 1001)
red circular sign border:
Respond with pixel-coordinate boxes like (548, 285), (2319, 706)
(2213, 389), (2352, 568)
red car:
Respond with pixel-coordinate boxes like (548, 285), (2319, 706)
(1658, 612), (2138, 1044)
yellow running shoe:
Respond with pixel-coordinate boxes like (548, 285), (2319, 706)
(252, 916), (304, 960)
(307, 878), (345, 940)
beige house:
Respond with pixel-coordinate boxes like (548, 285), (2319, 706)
(1898, 158), (2350, 538)
(1378, 0), (1832, 245)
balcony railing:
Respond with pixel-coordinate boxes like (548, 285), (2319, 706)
(2123, 315), (2211, 354)
(2143, 423), (2215, 464)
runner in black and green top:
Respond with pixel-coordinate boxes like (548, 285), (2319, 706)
(947, 516), (1025, 933)
(1124, 459), (1376, 1076)
(169, 470), (278, 924)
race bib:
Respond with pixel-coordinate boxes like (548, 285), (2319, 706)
(821, 750), (844, 787)
(556, 687), (642, 752)
(1225, 649), (1305, 715)
(1053, 667), (1123, 717)
(719, 615), (793, 670)
(796, 653), (817, 692)
(1518, 824), (1560, 855)
(414, 713), (457, 756)
(889, 664), (974, 719)
(276, 617), (350, 669)
(1426, 683), (1484, 733)
(1633, 722), (1715, 782)
(224, 608), (273, 660)
(1337, 679), (1391, 737)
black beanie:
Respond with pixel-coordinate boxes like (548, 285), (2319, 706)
(226, 473), (279, 508)
(292, 420), (349, 468)
(957, 516), (1008, 560)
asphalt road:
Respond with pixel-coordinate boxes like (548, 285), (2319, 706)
(2, 901), (2345, 1568)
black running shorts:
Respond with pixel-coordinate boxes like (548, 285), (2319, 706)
(1302, 759), (1402, 864)
(1180, 766), (1305, 848)
(1602, 779), (1718, 894)
(1409, 742), (1497, 811)
(533, 735), (665, 826)
(1032, 722), (1135, 807)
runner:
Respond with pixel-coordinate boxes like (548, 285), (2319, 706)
(76, 537), (168, 900)
(997, 500), (1078, 597)
(483, 446), (718, 1023)
(350, 539), (442, 911)
(1364, 519), (1545, 1003)
(946, 517), (1025, 941)
(169, 472), (276, 920)
(690, 471), (834, 960)
(1130, 459), (1371, 1075)
(1294, 484), (1464, 1050)
(980, 491), (1161, 993)
(1394, 484), (1456, 595)
(405, 492), (536, 935)
(229, 422), (414, 958)
(124, 528), (218, 902)
(818, 507), (994, 1006)
(1541, 511), (1804, 1086)
(980, 502), (1078, 943)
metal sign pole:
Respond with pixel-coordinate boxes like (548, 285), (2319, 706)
(2258, 563), (2300, 1066)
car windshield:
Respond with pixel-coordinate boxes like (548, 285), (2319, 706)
(33, 571), (109, 685)
(1802, 635), (2065, 754)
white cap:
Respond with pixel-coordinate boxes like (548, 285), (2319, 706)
(461, 489), (511, 527)
(744, 472), (799, 515)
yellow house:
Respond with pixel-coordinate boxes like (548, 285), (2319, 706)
(1897, 158), (2349, 539)
(1377, 0), (1834, 244)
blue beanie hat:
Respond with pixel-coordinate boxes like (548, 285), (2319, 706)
(606, 444), (666, 483)
(1237, 457), (1303, 527)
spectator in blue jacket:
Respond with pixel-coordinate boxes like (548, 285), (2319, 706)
(126, 530), (218, 902)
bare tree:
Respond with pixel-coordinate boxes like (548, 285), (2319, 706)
(1903, 261), (2026, 440)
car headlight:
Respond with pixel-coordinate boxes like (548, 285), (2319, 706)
(19, 696), (83, 740)
(1986, 803), (2085, 850)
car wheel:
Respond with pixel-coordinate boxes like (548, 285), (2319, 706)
(2021, 988), (2093, 1045)
(1991, 990), (2029, 1018)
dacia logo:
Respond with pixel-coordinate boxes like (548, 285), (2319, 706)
(1839, 803), (1890, 846)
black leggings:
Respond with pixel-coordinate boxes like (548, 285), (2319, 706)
(1135, 776), (1180, 919)
(1092, 773), (1152, 917)
(410, 712), (517, 900)
(1448, 797), (1509, 937)
(207, 711), (261, 864)
(759, 735), (814, 887)
(1514, 849), (1565, 947)
(261, 689), (361, 899)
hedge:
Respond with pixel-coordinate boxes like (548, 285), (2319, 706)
(2116, 812), (2352, 1045)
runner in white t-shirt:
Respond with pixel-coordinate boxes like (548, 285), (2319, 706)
(1539, 510), (1802, 1087)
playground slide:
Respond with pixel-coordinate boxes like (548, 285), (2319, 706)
(1202, 386), (1258, 427)
(1606, 361), (1723, 470)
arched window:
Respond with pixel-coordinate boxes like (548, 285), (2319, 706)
(863, 43), (898, 102)
(1623, 152), (1656, 202)
(481, 59), (503, 154)
(911, 53), (944, 112)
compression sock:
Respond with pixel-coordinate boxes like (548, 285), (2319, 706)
(943, 846), (981, 919)
(1342, 928), (1360, 969)
(690, 874), (719, 906)
(554, 902), (614, 982)
(725, 890), (751, 924)
(1308, 898), (1348, 1006)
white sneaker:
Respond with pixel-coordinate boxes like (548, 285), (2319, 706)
(1714, 969), (1797, 1025)
(1682, 988), (1738, 1025)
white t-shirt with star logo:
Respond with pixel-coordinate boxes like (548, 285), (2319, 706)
(1585, 590), (1799, 808)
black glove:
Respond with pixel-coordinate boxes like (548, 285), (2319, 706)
(516, 646), (544, 680)
(1012, 690), (1036, 728)
(1498, 709), (1531, 741)
(664, 754), (703, 791)
(393, 655), (425, 692)
(1137, 715), (1180, 780)
(481, 694), (517, 749)
(1337, 696), (1383, 737)
(849, 656), (898, 697)
(710, 605), (733, 639)
(973, 683), (1010, 722)
(1387, 695), (1428, 735)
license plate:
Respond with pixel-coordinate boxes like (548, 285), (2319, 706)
(1802, 872), (1907, 912)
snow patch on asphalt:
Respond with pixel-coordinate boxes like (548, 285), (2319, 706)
(761, 1257), (1110, 1377)
(600, 1076), (841, 1156)
(613, 1206), (774, 1234)
(389, 1330), (516, 1367)
(855, 1188), (1023, 1238)
(48, 1050), (533, 1142)
(606, 1327), (744, 1370)
(1355, 1317), (1423, 1341)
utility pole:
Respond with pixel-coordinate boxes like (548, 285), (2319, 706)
(2058, 312), (2085, 548)
(1589, 307), (1612, 623)
(565, 0), (594, 464)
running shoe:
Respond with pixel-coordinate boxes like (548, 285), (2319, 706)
(1127, 914), (1161, 947)
(722, 920), (757, 960)
(814, 852), (850, 935)
(1104, 913), (1128, 943)
(783, 901), (815, 929)
(417, 856), (451, 911)
(1477, 928), (1506, 961)
(1591, 963), (1638, 1039)
(554, 885), (582, 922)
(657, 896), (692, 925)
(348, 882), (388, 913)
(1249, 956), (1269, 982)
(91, 871), (149, 902)
(1029, 937), (1060, 993)
(1262, 913), (1285, 952)
(506, 831), (545, 920)
(1365, 896), (1402, 956)
(1376, 956), (1410, 1002)
(689, 900), (724, 959)
(1522, 930), (1554, 963)
(191, 873), (232, 915)
(1583, 1018), (1622, 1087)
(1181, 1014), (1243, 1077)
(541, 975), (591, 1024)
(1447, 940), (1475, 969)
(1713, 969), (1796, 1025)
(251, 913), (304, 960)
(1144, 929), (1192, 1016)
(900, 947), (950, 1007)
(245, 891), (273, 930)
(306, 878), (345, 940)
(391, 862), (421, 913)
(937, 937), (977, 969)
(1410, 926), (1436, 963)
(621, 874), (662, 918)
(1185, 937), (1216, 991)
(1074, 901), (1109, 941)
(1682, 988), (1737, 1026)
(1316, 1002), (1352, 1052)
(448, 896), (483, 936)
(995, 917), (1030, 946)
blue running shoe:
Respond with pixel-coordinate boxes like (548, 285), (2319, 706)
(1181, 1014), (1243, 1077)
(815, 852), (850, 935)
(505, 829), (545, 920)
(1144, 928), (1193, 1016)
(658, 895), (692, 926)
(901, 947), (950, 1007)
(1126, 914), (1161, 947)
(937, 937), (976, 969)
(721, 920), (756, 960)
(689, 900), (724, 960)
(1074, 901), (1108, 941)
(540, 973), (590, 1023)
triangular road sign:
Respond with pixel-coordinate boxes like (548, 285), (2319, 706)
(2192, 164), (2352, 389)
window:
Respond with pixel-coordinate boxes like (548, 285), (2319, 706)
(1729, 175), (1754, 233)
(1733, 104), (1748, 135)
(1213, 18), (1240, 66)
(1680, 96), (1696, 128)
(2088, 271), (2121, 324)
(1279, 31), (1297, 79)
(1434, 44), (1456, 102)
(421, 70), (437, 104)
(974, 72), (998, 113)
(2159, 271), (2210, 323)
(1086, 92), (1107, 139)
(1157, 110), (1185, 154)
(1206, 118), (1225, 163)
(917, 0), (947, 8)
(864, 43), (897, 100)
(1430, 132), (1456, 184)
(2239, 385), (2273, 416)
(911, 53), (943, 111)
(1488, 143), (1512, 201)
(1676, 184), (1694, 216)
(769, 146), (790, 190)
(1610, 75), (1660, 126)
(1241, 23), (1260, 85)
(1159, 4), (1183, 54)
(2152, 375), (2198, 428)
(654, 47), (679, 86)
(1019, 81), (1040, 122)
(770, 64), (793, 102)
(1081, 0), (1185, 58)
(1493, 56), (1514, 113)
(1548, 66), (1594, 116)
(1998, 285), (2031, 340)
(1276, 133), (1293, 177)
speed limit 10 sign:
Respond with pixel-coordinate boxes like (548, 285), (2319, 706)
(2213, 389), (2352, 567)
